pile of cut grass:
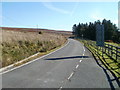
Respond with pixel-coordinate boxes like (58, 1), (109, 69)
(1, 30), (67, 67)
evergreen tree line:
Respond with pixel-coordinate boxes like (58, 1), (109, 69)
(72, 19), (120, 43)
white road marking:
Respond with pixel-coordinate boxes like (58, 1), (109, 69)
(84, 49), (85, 52)
(76, 65), (79, 69)
(82, 46), (85, 56)
(79, 60), (82, 62)
(0, 40), (70, 75)
(59, 86), (63, 90)
(83, 47), (85, 51)
(68, 72), (74, 80)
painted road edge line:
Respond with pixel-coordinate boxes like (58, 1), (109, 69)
(0, 40), (70, 75)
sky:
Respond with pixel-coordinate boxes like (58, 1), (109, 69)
(1, 1), (119, 31)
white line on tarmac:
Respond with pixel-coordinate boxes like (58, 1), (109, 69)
(59, 86), (63, 90)
(0, 40), (70, 75)
(79, 60), (82, 62)
(83, 47), (85, 51)
(76, 65), (79, 69)
(82, 46), (85, 56)
(68, 72), (74, 80)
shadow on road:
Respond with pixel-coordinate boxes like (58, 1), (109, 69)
(45, 56), (90, 60)
(93, 54), (120, 89)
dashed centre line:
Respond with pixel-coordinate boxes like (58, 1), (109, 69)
(79, 60), (82, 62)
(67, 72), (74, 80)
(59, 46), (85, 90)
(76, 65), (79, 69)
(59, 86), (63, 90)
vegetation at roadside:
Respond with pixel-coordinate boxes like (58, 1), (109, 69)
(72, 18), (120, 78)
(72, 19), (120, 43)
(1, 30), (67, 68)
(79, 40), (120, 79)
(105, 42), (120, 47)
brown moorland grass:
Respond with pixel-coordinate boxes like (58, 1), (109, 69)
(1, 30), (67, 68)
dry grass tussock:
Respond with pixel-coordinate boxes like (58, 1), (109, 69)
(1, 30), (67, 67)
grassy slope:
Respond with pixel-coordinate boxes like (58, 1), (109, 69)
(1, 30), (67, 68)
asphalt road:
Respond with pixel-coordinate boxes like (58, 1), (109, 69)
(2, 39), (119, 88)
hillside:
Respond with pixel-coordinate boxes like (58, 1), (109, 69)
(1, 27), (68, 68)
(1, 27), (72, 36)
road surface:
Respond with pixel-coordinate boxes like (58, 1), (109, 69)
(2, 39), (119, 88)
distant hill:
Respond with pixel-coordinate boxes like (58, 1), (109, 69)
(1, 27), (72, 36)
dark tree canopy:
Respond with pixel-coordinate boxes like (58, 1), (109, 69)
(72, 19), (120, 43)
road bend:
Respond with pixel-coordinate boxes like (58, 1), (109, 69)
(2, 39), (119, 88)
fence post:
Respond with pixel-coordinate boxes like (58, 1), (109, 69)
(105, 44), (106, 55)
(116, 47), (118, 61)
(102, 46), (104, 57)
(108, 44), (110, 56)
(98, 46), (100, 55)
(111, 45), (113, 58)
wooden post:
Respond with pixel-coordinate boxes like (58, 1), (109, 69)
(102, 46), (103, 57)
(111, 45), (113, 57)
(105, 44), (106, 55)
(116, 47), (118, 61)
(108, 44), (110, 56)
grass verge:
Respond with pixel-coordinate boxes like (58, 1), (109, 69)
(1, 30), (67, 68)
(78, 39), (120, 80)
(13, 43), (66, 67)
